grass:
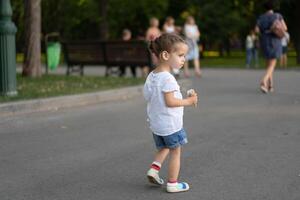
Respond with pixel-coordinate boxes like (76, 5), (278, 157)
(2, 52), (299, 103)
(0, 74), (145, 103)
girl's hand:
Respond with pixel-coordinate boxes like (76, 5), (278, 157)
(187, 89), (198, 107)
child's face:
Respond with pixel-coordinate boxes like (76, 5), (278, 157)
(168, 43), (188, 69)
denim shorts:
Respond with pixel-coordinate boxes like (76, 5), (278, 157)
(152, 128), (188, 150)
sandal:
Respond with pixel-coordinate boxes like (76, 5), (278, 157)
(260, 83), (268, 94)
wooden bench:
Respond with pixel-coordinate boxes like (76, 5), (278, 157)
(62, 40), (152, 76)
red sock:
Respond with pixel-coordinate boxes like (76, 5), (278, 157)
(168, 180), (177, 184)
(151, 162), (161, 171)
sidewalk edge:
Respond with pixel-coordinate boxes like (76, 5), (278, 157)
(0, 79), (192, 117)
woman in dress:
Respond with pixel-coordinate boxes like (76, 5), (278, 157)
(255, 0), (287, 93)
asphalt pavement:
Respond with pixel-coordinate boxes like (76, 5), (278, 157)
(0, 69), (300, 200)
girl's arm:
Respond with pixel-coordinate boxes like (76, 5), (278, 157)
(164, 91), (197, 107)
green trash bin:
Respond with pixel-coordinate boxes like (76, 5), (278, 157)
(46, 42), (61, 71)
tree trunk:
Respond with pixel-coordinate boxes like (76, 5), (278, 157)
(98, 0), (109, 40)
(22, 0), (42, 77)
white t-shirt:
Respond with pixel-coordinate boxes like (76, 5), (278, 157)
(164, 25), (175, 33)
(184, 24), (199, 41)
(143, 71), (183, 136)
(246, 35), (254, 49)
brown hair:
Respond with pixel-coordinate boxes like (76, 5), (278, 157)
(149, 33), (187, 57)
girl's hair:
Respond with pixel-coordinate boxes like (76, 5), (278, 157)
(149, 33), (187, 57)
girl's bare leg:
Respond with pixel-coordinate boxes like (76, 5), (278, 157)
(168, 146), (181, 182)
(153, 148), (169, 164)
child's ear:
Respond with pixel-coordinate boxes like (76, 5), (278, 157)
(161, 51), (169, 61)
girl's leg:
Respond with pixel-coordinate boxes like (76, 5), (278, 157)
(153, 148), (169, 164)
(166, 146), (189, 192)
(168, 146), (181, 182)
(147, 148), (169, 185)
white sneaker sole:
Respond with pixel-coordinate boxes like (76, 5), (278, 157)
(147, 169), (164, 185)
(166, 183), (190, 193)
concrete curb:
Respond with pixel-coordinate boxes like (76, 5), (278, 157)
(0, 79), (192, 117)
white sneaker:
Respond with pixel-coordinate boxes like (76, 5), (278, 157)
(146, 168), (164, 185)
(166, 182), (190, 193)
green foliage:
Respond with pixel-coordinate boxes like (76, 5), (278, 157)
(10, 0), (300, 61)
(107, 0), (169, 38)
(41, 0), (100, 40)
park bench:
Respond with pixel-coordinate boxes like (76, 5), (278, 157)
(62, 40), (152, 76)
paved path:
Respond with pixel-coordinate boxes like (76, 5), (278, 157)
(1, 69), (300, 200)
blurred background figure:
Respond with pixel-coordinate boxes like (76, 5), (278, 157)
(119, 29), (138, 77)
(145, 17), (161, 77)
(122, 28), (131, 41)
(183, 16), (201, 77)
(146, 17), (161, 41)
(280, 32), (290, 68)
(163, 16), (180, 78)
(245, 29), (259, 68)
(256, 0), (287, 93)
(163, 16), (175, 34)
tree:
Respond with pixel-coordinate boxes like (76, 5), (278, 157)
(98, 0), (109, 39)
(280, 0), (300, 64)
(22, 0), (42, 77)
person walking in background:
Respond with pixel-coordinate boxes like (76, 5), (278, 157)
(280, 32), (290, 68)
(146, 17), (161, 41)
(183, 16), (201, 77)
(245, 29), (259, 68)
(245, 30), (255, 68)
(253, 31), (260, 68)
(163, 16), (176, 34)
(255, 0), (287, 93)
(119, 29), (138, 77)
(144, 17), (162, 77)
(163, 16), (181, 78)
(143, 33), (198, 193)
